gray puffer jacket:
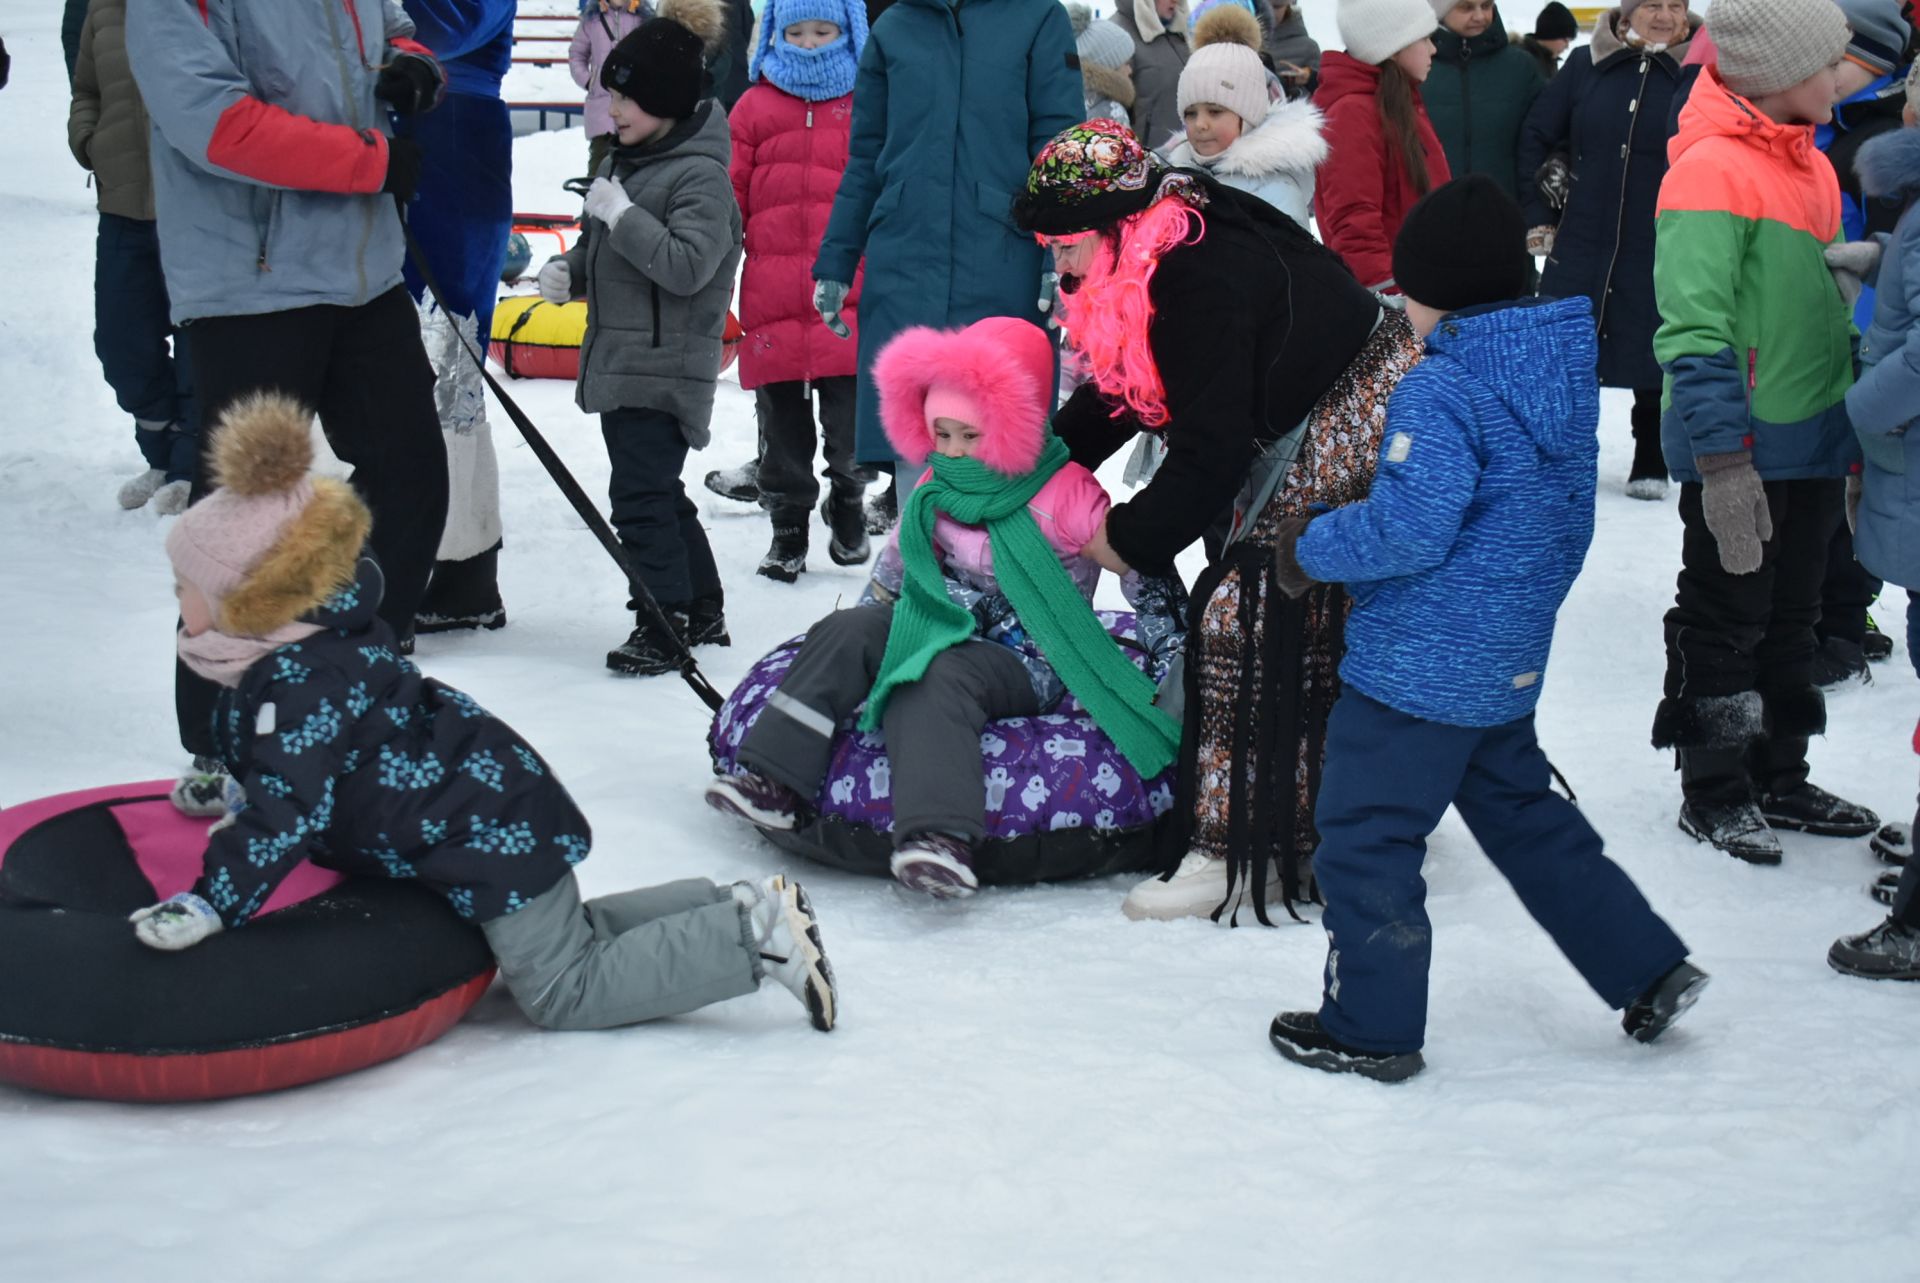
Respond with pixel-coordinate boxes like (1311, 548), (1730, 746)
(558, 102), (744, 447)
(127, 0), (423, 324)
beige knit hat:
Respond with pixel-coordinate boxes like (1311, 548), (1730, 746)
(1710, 0), (1850, 99)
(1179, 5), (1271, 124)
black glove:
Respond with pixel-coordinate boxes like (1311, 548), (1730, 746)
(1536, 154), (1573, 212)
(381, 135), (423, 204)
(376, 52), (443, 116)
(1272, 515), (1318, 599)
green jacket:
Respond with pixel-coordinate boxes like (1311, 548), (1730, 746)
(1422, 12), (1544, 203)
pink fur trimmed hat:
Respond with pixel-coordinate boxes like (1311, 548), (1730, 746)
(874, 317), (1057, 477)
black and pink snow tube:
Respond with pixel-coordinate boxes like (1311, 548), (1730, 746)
(0, 781), (494, 1102)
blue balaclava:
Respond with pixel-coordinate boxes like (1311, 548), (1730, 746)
(749, 0), (869, 101)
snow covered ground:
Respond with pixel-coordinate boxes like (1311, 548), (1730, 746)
(3, 4), (1918, 1279)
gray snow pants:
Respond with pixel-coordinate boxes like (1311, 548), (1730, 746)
(480, 872), (761, 1030)
(739, 604), (1039, 845)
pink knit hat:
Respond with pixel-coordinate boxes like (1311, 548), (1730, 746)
(165, 393), (371, 635)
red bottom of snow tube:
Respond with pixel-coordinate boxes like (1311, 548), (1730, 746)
(0, 782), (496, 1102)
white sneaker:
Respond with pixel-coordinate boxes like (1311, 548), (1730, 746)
(1625, 476), (1670, 501)
(1122, 850), (1279, 922)
(118, 468), (166, 509)
(735, 875), (836, 1031)
(151, 480), (191, 515)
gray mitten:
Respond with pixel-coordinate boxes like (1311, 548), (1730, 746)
(813, 279), (851, 339)
(1824, 239), (1884, 310)
(1696, 450), (1773, 575)
(1272, 515), (1317, 598)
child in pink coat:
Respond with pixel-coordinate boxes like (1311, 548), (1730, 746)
(569, 0), (653, 177)
(706, 317), (1185, 898)
(727, 0), (870, 582)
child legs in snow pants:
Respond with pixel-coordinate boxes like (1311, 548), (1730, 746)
(601, 407), (723, 613)
(754, 376), (862, 525)
(481, 871), (761, 1030)
(95, 212), (196, 482)
(1313, 691), (1689, 1053)
(738, 604), (1040, 845)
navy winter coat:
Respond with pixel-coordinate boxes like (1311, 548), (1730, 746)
(1516, 13), (1697, 388)
(194, 559), (589, 928)
(1295, 297), (1599, 727)
(813, 0), (1084, 464)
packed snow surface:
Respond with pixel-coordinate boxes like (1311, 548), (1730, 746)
(2, 4), (1914, 1279)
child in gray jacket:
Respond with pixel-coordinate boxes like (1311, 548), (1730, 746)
(538, 0), (744, 676)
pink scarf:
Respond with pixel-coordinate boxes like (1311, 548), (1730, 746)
(177, 622), (325, 687)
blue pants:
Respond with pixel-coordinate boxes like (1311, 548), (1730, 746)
(397, 92), (513, 343)
(1314, 691), (1688, 1053)
(94, 212), (196, 481)
(601, 407), (722, 610)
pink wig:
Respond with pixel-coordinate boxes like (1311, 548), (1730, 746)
(1057, 197), (1205, 428)
(874, 316), (1056, 477)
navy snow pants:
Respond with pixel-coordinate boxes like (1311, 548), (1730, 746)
(95, 212), (196, 481)
(1313, 691), (1689, 1053)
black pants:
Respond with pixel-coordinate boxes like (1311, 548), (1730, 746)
(601, 406), (722, 610)
(1815, 522), (1883, 646)
(176, 286), (447, 757)
(1629, 385), (1666, 480)
(95, 213), (197, 481)
(1663, 477), (1843, 801)
(753, 377), (861, 525)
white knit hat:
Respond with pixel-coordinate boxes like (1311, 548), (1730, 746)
(1711, 0), (1851, 99)
(1178, 41), (1272, 124)
(1338, 0), (1441, 66)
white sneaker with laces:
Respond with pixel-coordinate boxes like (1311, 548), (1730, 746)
(118, 468), (166, 509)
(734, 875), (836, 1030)
(1122, 850), (1281, 922)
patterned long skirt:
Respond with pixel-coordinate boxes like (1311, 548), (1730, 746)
(1164, 309), (1423, 922)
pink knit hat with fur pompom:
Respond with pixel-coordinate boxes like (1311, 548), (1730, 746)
(875, 317), (1057, 477)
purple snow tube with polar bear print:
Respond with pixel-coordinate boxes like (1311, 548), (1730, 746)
(707, 611), (1177, 884)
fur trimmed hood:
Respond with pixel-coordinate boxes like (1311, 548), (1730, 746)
(875, 317), (1057, 476)
(659, 0), (728, 54)
(1132, 0), (1189, 42)
(1162, 95), (1328, 178)
(1083, 61), (1138, 111)
(1857, 127), (1920, 204)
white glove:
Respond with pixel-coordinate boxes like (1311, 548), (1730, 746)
(537, 259), (572, 304)
(814, 279), (851, 339)
(584, 176), (634, 231)
(130, 892), (225, 952)
(1038, 271), (1060, 328)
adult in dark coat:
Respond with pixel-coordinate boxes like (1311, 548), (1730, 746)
(1015, 126), (1424, 922)
(709, 0), (756, 108)
(1517, 1), (1700, 496)
(813, 0), (1083, 468)
(1111, 0), (1191, 150)
(62, 0), (87, 78)
(1424, 2), (1546, 202)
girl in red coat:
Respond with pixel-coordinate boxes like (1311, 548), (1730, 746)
(728, 0), (871, 582)
(1312, 0), (1452, 293)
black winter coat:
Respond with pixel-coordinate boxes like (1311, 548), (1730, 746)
(194, 559), (589, 928)
(1052, 183), (1379, 573)
(1517, 13), (1698, 389)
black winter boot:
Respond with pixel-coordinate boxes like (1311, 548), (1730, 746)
(415, 541), (506, 635)
(1626, 388), (1669, 499)
(822, 489), (871, 565)
(1828, 918), (1920, 980)
(606, 610), (689, 677)
(1758, 782), (1879, 838)
(683, 594), (730, 648)
(1863, 613), (1894, 661)
(864, 479), (898, 536)
(1872, 821), (1910, 866)
(1809, 635), (1871, 689)
(1622, 961), (1710, 1042)
(703, 459), (760, 504)
(758, 525), (808, 583)
(1676, 745), (1783, 866)
(1267, 1011), (1424, 1083)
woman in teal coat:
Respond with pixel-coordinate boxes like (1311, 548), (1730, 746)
(812, 0), (1084, 470)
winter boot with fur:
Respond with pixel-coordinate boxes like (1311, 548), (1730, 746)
(733, 874), (838, 1030)
(1268, 1011), (1425, 1083)
(864, 478), (898, 536)
(821, 489), (871, 565)
(606, 610), (688, 677)
(682, 593), (730, 648)
(758, 524), (808, 583)
(705, 768), (803, 830)
(703, 458), (761, 504)
(1829, 917), (1920, 980)
(1621, 961), (1710, 1041)
(415, 542), (507, 635)
(890, 832), (978, 899)
(1122, 851), (1283, 921)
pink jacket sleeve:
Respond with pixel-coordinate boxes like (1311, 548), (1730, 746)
(1037, 463), (1113, 558)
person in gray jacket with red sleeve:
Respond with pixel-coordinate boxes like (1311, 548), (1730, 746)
(127, 0), (452, 794)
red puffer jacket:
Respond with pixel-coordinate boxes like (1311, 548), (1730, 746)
(1312, 51), (1451, 293)
(728, 82), (863, 389)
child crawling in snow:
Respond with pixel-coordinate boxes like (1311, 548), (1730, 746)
(132, 394), (838, 1033)
(705, 317), (1186, 898)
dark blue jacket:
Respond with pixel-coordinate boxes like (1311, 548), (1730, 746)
(1517, 17), (1697, 388)
(404, 0), (515, 98)
(195, 560), (590, 928)
(1296, 297), (1599, 728)
(813, 0), (1083, 463)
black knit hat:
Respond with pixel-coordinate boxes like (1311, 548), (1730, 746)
(601, 18), (708, 119)
(1392, 175), (1533, 314)
(1531, 2), (1579, 40)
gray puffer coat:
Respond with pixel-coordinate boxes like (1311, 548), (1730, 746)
(558, 101), (744, 447)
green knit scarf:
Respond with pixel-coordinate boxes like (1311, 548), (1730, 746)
(860, 434), (1181, 778)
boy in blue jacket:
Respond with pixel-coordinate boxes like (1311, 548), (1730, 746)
(1264, 177), (1706, 1082)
